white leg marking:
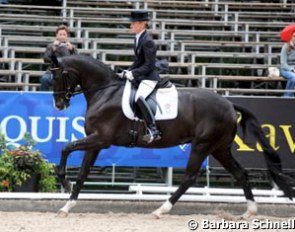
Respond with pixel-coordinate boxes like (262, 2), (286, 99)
(152, 200), (173, 219)
(57, 200), (77, 217)
(242, 200), (257, 219)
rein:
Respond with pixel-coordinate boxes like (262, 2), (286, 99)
(53, 68), (123, 99)
(82, 82), (123, 95)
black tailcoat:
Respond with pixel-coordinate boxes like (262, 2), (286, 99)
(129, 30), (160, 81)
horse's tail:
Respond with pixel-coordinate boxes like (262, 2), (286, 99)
(233, 103), (294, 200)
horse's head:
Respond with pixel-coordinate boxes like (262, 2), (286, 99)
(51, 66), (70, 110)
(50, 45), (82, 110)
(51, 57), (80, 110)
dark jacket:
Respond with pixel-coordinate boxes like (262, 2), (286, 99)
(43, 42), (78, 68)
(129, 30), (160, 81)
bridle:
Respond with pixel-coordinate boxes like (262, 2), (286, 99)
(51, 67), (81, 100)
(51, 66), (124, 102)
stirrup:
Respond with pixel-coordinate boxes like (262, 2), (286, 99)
(142, 128), (161, 143)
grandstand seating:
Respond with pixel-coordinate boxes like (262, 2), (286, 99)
(0, 0), (294, 93)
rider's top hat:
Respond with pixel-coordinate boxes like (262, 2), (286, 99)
(130, 11), (149, 22)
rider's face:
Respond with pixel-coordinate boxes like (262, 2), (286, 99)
(130, 21), (147, 34)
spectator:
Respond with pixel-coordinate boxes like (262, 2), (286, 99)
(280, 31), (295, 97)
(40, 25), (77, 91)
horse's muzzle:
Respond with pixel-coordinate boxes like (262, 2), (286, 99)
(54, 99), (69, 111)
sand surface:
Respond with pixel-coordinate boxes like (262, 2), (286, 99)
(0, 211), (293, 232)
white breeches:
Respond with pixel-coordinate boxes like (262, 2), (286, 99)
(135, 80), (158, 101)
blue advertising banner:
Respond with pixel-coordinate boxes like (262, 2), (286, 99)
(0, 92), (201, 168)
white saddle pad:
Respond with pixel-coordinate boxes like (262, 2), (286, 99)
(122, 80), (178, 121)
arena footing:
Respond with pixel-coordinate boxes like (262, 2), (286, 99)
(0, 199), (294, 217)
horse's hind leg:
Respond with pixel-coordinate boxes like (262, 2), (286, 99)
(212, 148), (257, 218)
(152, 143), (209, 218)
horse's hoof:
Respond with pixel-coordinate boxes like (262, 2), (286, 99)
(151, 200), (173, 219)
(240, 211), (256, 219)
(151, 210), (162, 219)
(241, 200), (257, 219)
(57, 210), (69, 218)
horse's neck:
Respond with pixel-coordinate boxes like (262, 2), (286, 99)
(82, 76), (119, 90)
(74, 60), (120, 99)
(83, 80), (123, 104)
(80, 69), (114, 89)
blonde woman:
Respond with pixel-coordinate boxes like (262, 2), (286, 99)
(120, 11), (161, 143)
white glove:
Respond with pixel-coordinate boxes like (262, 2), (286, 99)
(124, 70), (134, 81)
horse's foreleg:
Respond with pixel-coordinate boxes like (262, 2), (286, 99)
(55, 148), (72, 193)
(212, 149), (257, 219)
(58, 149), (100, 217)
(152, 144), (208, 219)
(56, 132), (106, 217)
(56, 132), (103, 193)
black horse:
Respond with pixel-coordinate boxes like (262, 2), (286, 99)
(50, 53), (293, 218)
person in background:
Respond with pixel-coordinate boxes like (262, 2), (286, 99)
(119, 10), (161, 143)
(40, 25), (77, 91)
(280, 31), (295, 97)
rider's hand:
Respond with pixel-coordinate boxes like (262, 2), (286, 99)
(117, 70), (134, 80)
(124, 70), (134, 81)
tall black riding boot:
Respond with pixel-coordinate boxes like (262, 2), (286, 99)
(136, 96), (161, 143)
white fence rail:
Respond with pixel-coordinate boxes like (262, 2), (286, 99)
(0, 186), (293, 204)
(128, 185), (294, 204)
